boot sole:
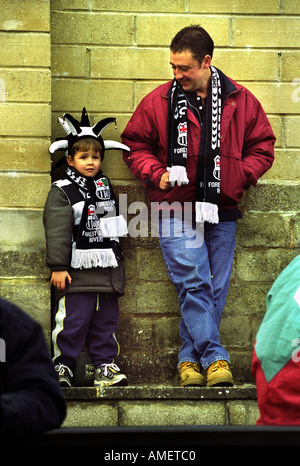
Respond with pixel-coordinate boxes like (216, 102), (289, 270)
(179, 377), (206, 387)
(206, 377), (234, 387)
(94, 376), (128, 387)
(180, 381), (206, 387)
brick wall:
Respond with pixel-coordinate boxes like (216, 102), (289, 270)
(1, 0), (299, 384)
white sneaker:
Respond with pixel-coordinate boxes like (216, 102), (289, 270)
(94, 363), (128, 387)
(55, 363), (73, 387)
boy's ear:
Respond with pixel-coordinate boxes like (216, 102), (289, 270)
(66, 155), (74, 166)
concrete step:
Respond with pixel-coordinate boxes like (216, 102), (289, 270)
(62, 383), (259, 428)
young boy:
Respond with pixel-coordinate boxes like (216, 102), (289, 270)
(43, 108), (129, 387)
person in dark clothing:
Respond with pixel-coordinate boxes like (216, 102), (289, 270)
(0, 298), (66, 436)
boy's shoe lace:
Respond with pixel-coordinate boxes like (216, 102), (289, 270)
(94, 363), (128, 387)
(55, 363), (73, 387)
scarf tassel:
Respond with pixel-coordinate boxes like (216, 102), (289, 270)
(100, 215), (128, 238)
(71, 247), (118, 269)
(195, 201), (219, 224)
(167, 166), (189, 187)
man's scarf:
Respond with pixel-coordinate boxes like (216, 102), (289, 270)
(63, 167), (127, 269)
(167, 66), (222, 224)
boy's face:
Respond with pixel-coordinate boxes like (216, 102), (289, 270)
(67, 148), (101, 177)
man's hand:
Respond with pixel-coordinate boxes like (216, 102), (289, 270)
(51, 271), (72, 291)
(159, 171), (172, 191)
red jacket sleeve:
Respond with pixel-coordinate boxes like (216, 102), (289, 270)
(241, 90), (275, 186)
(121, 99), (167, 188)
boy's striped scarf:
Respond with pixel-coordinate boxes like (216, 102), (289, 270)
(54, 167), (127, 269)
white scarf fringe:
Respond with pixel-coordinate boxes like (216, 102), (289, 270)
(71, 247), (118, 269)
(100, 215), (128, 238)
(167, 166), (189, 187)
(195, 201), (219, 224)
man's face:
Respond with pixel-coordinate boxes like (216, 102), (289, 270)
(170, 50), (211, 94)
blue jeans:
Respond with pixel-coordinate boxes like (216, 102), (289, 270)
(159, 213), (237, 370)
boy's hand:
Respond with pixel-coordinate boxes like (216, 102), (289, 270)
(51, 271), (72, 291)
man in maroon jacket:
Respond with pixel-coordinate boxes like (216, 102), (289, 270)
(122, 25), (275, 387)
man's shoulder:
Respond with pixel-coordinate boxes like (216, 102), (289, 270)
(142, 81), (173, 103)
(226, 75), (259, 102)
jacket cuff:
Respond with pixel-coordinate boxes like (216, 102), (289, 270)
(50, 266), (69, 272)
(151, 167), (168, 188)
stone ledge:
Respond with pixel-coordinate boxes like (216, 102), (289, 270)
(63, 383), (257, 401)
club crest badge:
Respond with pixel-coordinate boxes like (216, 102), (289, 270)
(177, 122), (188, 146)
(86, 204), (100, 231)
(213, 155), (220, 180)
(95, 177), (110, 200)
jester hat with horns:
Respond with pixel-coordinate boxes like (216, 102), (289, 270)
(49, 107), (130, 172)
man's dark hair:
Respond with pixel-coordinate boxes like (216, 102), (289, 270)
(170, 25), (214, 65)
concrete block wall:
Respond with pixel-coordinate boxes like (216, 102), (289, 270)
(0, 1), (52, 337)
(1, 1), (299, 385)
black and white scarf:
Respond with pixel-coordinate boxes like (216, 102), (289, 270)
(167, 66), (222, 224)
(59, 167), (127, 269)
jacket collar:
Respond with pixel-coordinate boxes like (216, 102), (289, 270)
(164, 68), (239, 102)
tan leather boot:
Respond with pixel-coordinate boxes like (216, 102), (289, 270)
(178, 362), (206, 386)
(206, 360), (234, 387)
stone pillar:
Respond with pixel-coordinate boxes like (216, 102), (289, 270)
(0, 1), (52, 340)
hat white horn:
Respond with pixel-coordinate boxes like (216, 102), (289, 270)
(49, 140), (68, 154)
(104, 140), (130, 152)
(58, 117), (71, 135)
